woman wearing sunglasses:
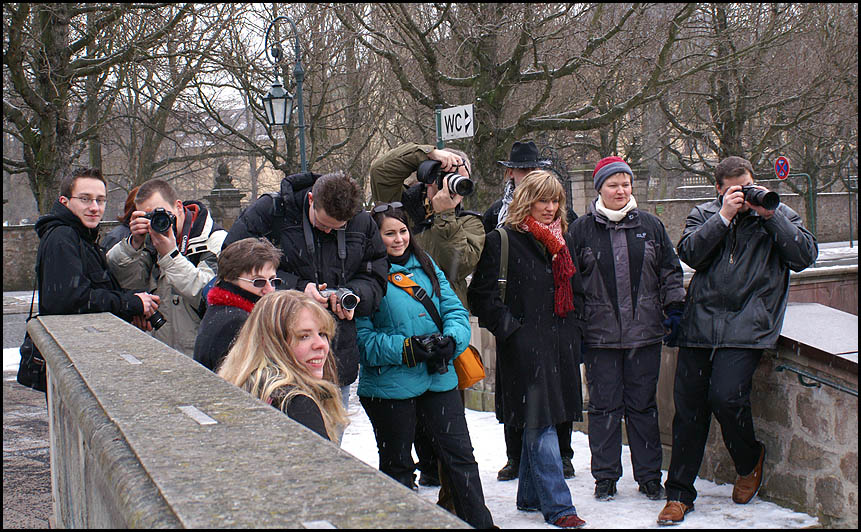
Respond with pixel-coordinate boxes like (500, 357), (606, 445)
(193, 237), (283, 372)
(355, 203), (495, 529)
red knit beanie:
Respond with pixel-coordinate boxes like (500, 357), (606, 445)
(593, 156), (633, 191)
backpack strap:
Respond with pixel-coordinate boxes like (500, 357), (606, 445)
(494, 227), (509, 302)
(388, 272), (443, 332)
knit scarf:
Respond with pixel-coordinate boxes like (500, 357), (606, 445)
(206, 285), (256, 313)
(519, 215), (577, 317)
(496, 179), (516, 228)
(595, 195), (637, 222)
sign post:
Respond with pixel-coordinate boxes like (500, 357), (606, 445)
(774, 156), (790, 180)
(438, 104), (475, 142)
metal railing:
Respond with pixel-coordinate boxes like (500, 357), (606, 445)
(775, 364), (858, 397)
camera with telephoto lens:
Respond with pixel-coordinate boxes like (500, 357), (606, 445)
(147, 310), (167, 331)
(319, 287), (359, 312)
(416, 160), (475, 197)
(415, 332), (449, 375)
(143, 207), (177, 234)
(741, 185), (780, 210)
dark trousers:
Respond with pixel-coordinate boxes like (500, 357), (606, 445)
(665, 347), (763, 505)
(360, 390), (494, 529)
(504, 422), (573, 463)
(583, 343), (663, 484)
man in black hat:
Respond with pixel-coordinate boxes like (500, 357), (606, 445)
(482, 140), (577, 232)
(484, 140), (579, 482)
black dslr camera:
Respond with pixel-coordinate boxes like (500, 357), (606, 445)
(416, 159), (475, 197)
(741, 186), (780, 210)
(143, 208), (177, 234)
(415, 332), (449, 375)
(319, 287), (359, 311)
(147, 310), (167, 331)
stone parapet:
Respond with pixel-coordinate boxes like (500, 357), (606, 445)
(31, 313), (466, 529)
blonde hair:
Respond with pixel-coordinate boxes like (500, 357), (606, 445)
(217, 290), (348, 440)
(504, 170), (569, 233)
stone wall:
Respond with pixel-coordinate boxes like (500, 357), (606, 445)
(31, 312), (466, 529)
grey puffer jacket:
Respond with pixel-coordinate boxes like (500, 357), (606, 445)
(676, 198), (817, 349)
(568, 200), (686, 349)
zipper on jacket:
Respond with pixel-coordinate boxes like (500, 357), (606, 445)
(729, 219), (738, 264)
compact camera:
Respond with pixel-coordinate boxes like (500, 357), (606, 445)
(319, 287), (359, 311)
(143, 208), (177, 234)
(416, 160), (475, 197)
(147, 310), (167, 331)
(741, 186), (780, 210)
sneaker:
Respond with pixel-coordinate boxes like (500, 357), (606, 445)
(639, 479), (666, 500)
(553, 514), (586, 528)
(418, 470), (440, 487)
(594, 479), (617, 500)
(516, 505), (540, 513)
(562, 458), (576, 479)
(657, 500), (693, 525)
(732, 443), (765, 504)
(497, 459), (519, 481)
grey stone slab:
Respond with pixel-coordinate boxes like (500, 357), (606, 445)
(781, 302), (858, 356)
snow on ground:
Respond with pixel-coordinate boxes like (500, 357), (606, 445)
(339, 382), (819, 529)
(2, 348), (820, 528)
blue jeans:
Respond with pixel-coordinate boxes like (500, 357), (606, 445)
(518, 425), (578, 523)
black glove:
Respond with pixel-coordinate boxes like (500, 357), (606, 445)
(403, 335), (434, 368)
(662, 304), (684, 347)
(426, 335), (456, 375)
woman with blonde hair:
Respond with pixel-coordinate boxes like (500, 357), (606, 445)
(468, 170), (587, 528)
(218, 290), (348, 441)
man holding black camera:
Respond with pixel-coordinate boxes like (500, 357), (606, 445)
(657, 156), (818, 525)
(223, 171), (389, 413)
(107, 178), (227, 356)
(370, 143), (485, 307)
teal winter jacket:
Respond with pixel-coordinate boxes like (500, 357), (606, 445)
(356, 252), (471, 399)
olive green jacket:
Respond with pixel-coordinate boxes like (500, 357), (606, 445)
(370, 143), (485, 308)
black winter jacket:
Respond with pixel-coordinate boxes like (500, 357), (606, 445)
(568, 201), (685, 348)
(676, 199), (817, 349)
(468, 227), (585, 428)
(193, 281), (259, 372)
(223, 172), (389, 386)
(34, 200), (143, 320)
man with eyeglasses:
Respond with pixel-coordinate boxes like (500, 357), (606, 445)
(223, 171), (388, 415)
(106, 178), (227, 356)
(31, 168), (160, 379)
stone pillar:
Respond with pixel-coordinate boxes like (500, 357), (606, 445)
(570, 168), (594, 218)
(203, 163), (245, 230)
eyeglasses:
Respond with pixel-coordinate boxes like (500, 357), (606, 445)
(237, 277), (283, 288)
(372, 201), (403, 214)
(70, 196), (107, 207)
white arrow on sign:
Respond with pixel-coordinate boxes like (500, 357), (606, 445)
(440, 104), (475, 141)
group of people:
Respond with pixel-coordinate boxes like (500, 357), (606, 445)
(31, 138), (817, 529)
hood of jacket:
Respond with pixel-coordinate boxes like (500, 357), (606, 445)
(35, 199), (101, 243)
(279, 172), (320, 214)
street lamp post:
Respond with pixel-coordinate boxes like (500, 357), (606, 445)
(262, 15), (307, 173)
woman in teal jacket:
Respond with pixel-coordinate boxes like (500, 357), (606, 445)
(357, 203), (494, 529)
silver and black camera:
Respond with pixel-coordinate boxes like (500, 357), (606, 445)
(319, 287), (359, 311)
(143, 207), (176, 234)
(416, 160), (475, 197)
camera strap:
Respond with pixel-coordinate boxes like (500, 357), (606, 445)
(388, 272), (444, 333)
(303, 197), (348, 288)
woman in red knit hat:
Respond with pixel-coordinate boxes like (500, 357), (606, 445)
(469, 170), (587, 529)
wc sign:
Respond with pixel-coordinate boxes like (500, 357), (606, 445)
(439, 104), (475, 141)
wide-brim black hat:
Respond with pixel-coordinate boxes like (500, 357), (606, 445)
(497, 140), (552, 168)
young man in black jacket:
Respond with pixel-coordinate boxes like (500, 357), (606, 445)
(658, 156), (818, 525)
(35, 168), (160, 336)
(223, 171), (389, 415)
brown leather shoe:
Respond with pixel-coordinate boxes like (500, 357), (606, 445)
(657, 501), (694, 526)
(733, 443), (766, 504)
(553, 514), (586, 528)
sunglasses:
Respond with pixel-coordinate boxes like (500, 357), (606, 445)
(237, 277), (283, 288)
(372, 201), (403, 214)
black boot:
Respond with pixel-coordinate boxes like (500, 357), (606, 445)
(594, 479), (617, 500)
(639, 479), (665, 501)
(497, 459), (519, 481)
(562, 457), (576, 479)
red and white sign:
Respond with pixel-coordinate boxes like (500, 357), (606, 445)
(775, 156), (790, 180)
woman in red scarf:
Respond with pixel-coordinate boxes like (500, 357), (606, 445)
(193, 238), (283, 372)
(468, 170), (587, 529)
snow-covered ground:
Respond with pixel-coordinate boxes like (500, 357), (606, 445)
(1, 348), (821, 529)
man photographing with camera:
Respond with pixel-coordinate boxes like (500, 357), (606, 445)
(658, 156), (818, 525)
(370, 143), (484, 307)
(107, 178), (227, 356)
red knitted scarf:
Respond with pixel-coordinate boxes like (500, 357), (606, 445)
(520, 215), (576, 317)
(206, 286), (256, 313)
